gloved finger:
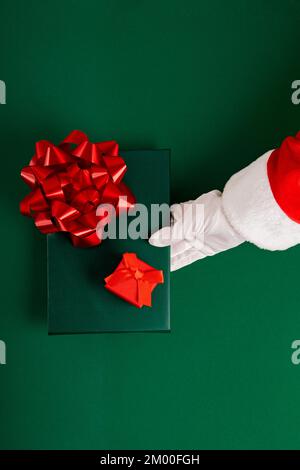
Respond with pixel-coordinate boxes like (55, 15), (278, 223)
(151, 218), (191, 246)
(149, 204), (179, 247)
(171, 247), (206, 271)
(149, 226), (173, 247)
(173, 201), (205, 240)
(170, 203), (184, 222)
(171, 238), (191, 257)
(149, 221), (186, 246)
(171, 233), (209, 264)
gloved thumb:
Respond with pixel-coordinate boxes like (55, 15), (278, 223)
(149, 226), (173, 247)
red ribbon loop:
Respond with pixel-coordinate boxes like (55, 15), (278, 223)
(20, 131), (135, 247)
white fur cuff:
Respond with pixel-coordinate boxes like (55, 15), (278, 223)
(222, 151), (300, 250)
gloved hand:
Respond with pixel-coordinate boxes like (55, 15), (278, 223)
(149, 190), (244, 271)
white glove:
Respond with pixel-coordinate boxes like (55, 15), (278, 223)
(149, 190), (244, 271)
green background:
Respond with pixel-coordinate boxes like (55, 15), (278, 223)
(1, 0), (300, 450)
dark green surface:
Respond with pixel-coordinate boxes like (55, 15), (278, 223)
(48, 150), (170, 334)
(1, 0), (300, 450)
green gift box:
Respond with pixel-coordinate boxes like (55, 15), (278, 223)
(47, 150), (170, 334)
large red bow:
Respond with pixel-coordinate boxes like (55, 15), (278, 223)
(105, 253), (164, 308)
(20, 130), (135, 247)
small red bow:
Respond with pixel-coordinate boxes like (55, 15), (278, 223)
(105, 253), (164, 308)
(20, 130), (135, 247)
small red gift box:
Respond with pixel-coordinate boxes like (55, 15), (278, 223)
(104, 253), (164, 308)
